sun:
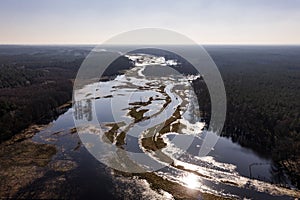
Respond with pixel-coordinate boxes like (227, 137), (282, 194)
(181, 173), (200, 189)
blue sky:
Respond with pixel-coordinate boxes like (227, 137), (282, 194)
(1, 0), (300, 44)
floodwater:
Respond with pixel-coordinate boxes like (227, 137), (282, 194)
(30, 53), (298, 199)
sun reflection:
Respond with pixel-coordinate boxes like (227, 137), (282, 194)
(181, 173), (200, 189)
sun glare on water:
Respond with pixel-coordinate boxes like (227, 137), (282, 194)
(181, 173), (200, 189)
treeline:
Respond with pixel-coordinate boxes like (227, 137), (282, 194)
(0, 65), (76, 142)
(0, 46), (89, 142)
(0, 46), (133, 143)
(0, 80), (73, 141)
(1, 45), (299, 187)
(192, 46), (300, 188)
(0, 66), (45, 88)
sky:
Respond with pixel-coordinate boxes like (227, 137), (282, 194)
(0, 0), (300, 45)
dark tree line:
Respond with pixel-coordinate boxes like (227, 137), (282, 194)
(0, 45), (299, 188)
(0, 46), (133, 143)
(0, 46), (89, 142)
(192, 46), (300, 188)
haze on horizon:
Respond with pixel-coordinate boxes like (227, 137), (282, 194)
(1, 0), (300, 45)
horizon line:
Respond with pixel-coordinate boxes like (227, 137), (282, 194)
(1, 43), (300, 46)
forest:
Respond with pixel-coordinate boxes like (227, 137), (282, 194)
(0, 46), (83, 141)
(132, 46), (300, 187)
(0, 46), (132, 142)
(0, 45), (299, 188)
(194, 46), (300, 187)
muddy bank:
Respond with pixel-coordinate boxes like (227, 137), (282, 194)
(0, 139), (56, 197)
(0, 125), (79, 199)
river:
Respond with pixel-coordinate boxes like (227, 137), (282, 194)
(28, 53), (299, 199)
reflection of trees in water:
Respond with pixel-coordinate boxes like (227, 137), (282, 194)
(74, 99), (92, 121)
(270, 164), (290, 186)
(248, 162), (291, 187)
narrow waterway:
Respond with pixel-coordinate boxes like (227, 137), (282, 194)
(29, 53), (299, 199)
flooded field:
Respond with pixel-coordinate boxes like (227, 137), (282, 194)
(1, 53), (299, 199)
